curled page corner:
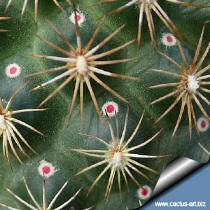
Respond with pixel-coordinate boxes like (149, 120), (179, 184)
(152, 157), (203, 197)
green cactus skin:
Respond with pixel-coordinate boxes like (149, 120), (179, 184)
(0, 0), (209, 209)
(0, 83), (46, 167)
(0, 16), (11, 32)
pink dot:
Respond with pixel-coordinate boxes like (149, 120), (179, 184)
(106, 104), (115, 113)
(42, 166), (51, 174)
(166, 36), (173, 43)
(10, 67), (17, 74)
(201, 120), (206, 129)
(142, 188), (148, 196)
(76, 14), (81, 21)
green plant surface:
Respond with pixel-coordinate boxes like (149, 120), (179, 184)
(0, 0), (209, 209)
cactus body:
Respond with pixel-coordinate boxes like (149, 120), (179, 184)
(0, 0), (209, 209)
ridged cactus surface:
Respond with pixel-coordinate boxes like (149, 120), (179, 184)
(0, 0), (209, 209)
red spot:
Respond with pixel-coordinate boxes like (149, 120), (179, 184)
(201, 120), (206, 129)
(10, 66), (17, 74)
(42, 166), (51, 174)
(166, 35), (173, 43)
(106, 104), (115, 113)
(142, 188), (148, 196)
(76, 14), (81, 21)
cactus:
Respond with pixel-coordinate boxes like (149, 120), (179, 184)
(0, 0), (209, 209)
